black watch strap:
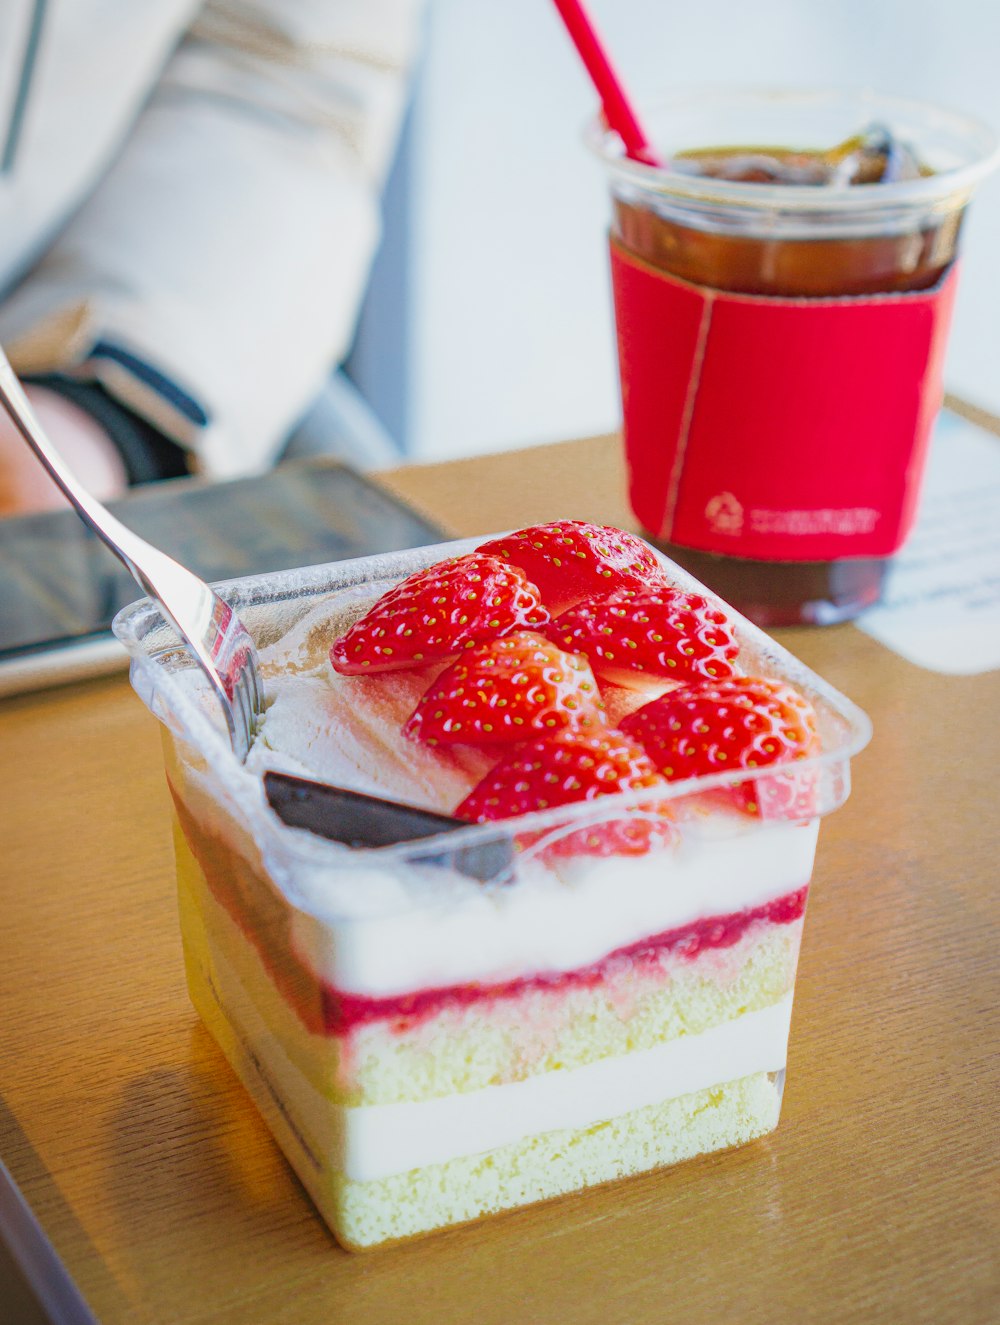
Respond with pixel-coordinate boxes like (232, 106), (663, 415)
(25, 374), (189, 485)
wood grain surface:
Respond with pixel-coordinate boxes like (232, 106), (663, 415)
(1, 434), (998, 1324)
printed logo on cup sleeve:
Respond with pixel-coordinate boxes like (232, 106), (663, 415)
(705, 492), (744, 536)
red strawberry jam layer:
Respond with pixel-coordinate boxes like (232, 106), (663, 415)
(322, 888), (807, 1034)
(173, 785), (808, 1043)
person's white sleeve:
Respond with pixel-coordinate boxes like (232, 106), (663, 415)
(0, 0), (425, 477)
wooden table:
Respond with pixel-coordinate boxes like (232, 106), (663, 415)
(2, 434), (998, 1324)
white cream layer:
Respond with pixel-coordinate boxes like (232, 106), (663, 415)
(340, 996), (793, 1181)
(287, 820), (818, 997)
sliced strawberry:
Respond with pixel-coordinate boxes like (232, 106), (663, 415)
(620, 676), (819, 817)
(544, 587), (739, 689)
(404, 630), (603, 746)
(455, 728), (674, 857)
(477, 521), (661, 614)
(330, 554), (548, 675)
(599, 680), (674, 729)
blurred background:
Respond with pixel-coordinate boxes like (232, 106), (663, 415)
(1, 0), (997, 501)
(350, 0), (1000, 461)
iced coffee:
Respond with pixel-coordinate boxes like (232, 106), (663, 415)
(591, 90), (997, 625)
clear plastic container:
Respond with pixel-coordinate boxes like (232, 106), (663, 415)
(113, 537), (871, 1249)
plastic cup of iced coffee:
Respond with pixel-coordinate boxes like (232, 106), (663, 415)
(587, 88), (998, 626)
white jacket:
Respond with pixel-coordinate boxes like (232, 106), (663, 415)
(0, 0), (423, 475)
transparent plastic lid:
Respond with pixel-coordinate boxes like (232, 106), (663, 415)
(113, 536), (872, 917)
(586, 87), (999, 237)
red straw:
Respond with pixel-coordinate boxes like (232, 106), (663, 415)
(552, 0), (660, 165)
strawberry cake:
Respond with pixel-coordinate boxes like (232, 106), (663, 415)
(138, 522), (869, 1250)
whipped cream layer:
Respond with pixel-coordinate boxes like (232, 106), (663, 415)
(245, 589), (491, 812)
(287, 819), (818, 997)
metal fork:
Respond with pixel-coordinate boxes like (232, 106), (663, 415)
(0, 347), (263, 760)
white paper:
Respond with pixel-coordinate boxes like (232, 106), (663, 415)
(857, 410), (1000, 674)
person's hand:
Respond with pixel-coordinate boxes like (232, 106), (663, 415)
(0, 384), (128, 517)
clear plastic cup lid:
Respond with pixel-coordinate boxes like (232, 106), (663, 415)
(586, 86), (1000, 220)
